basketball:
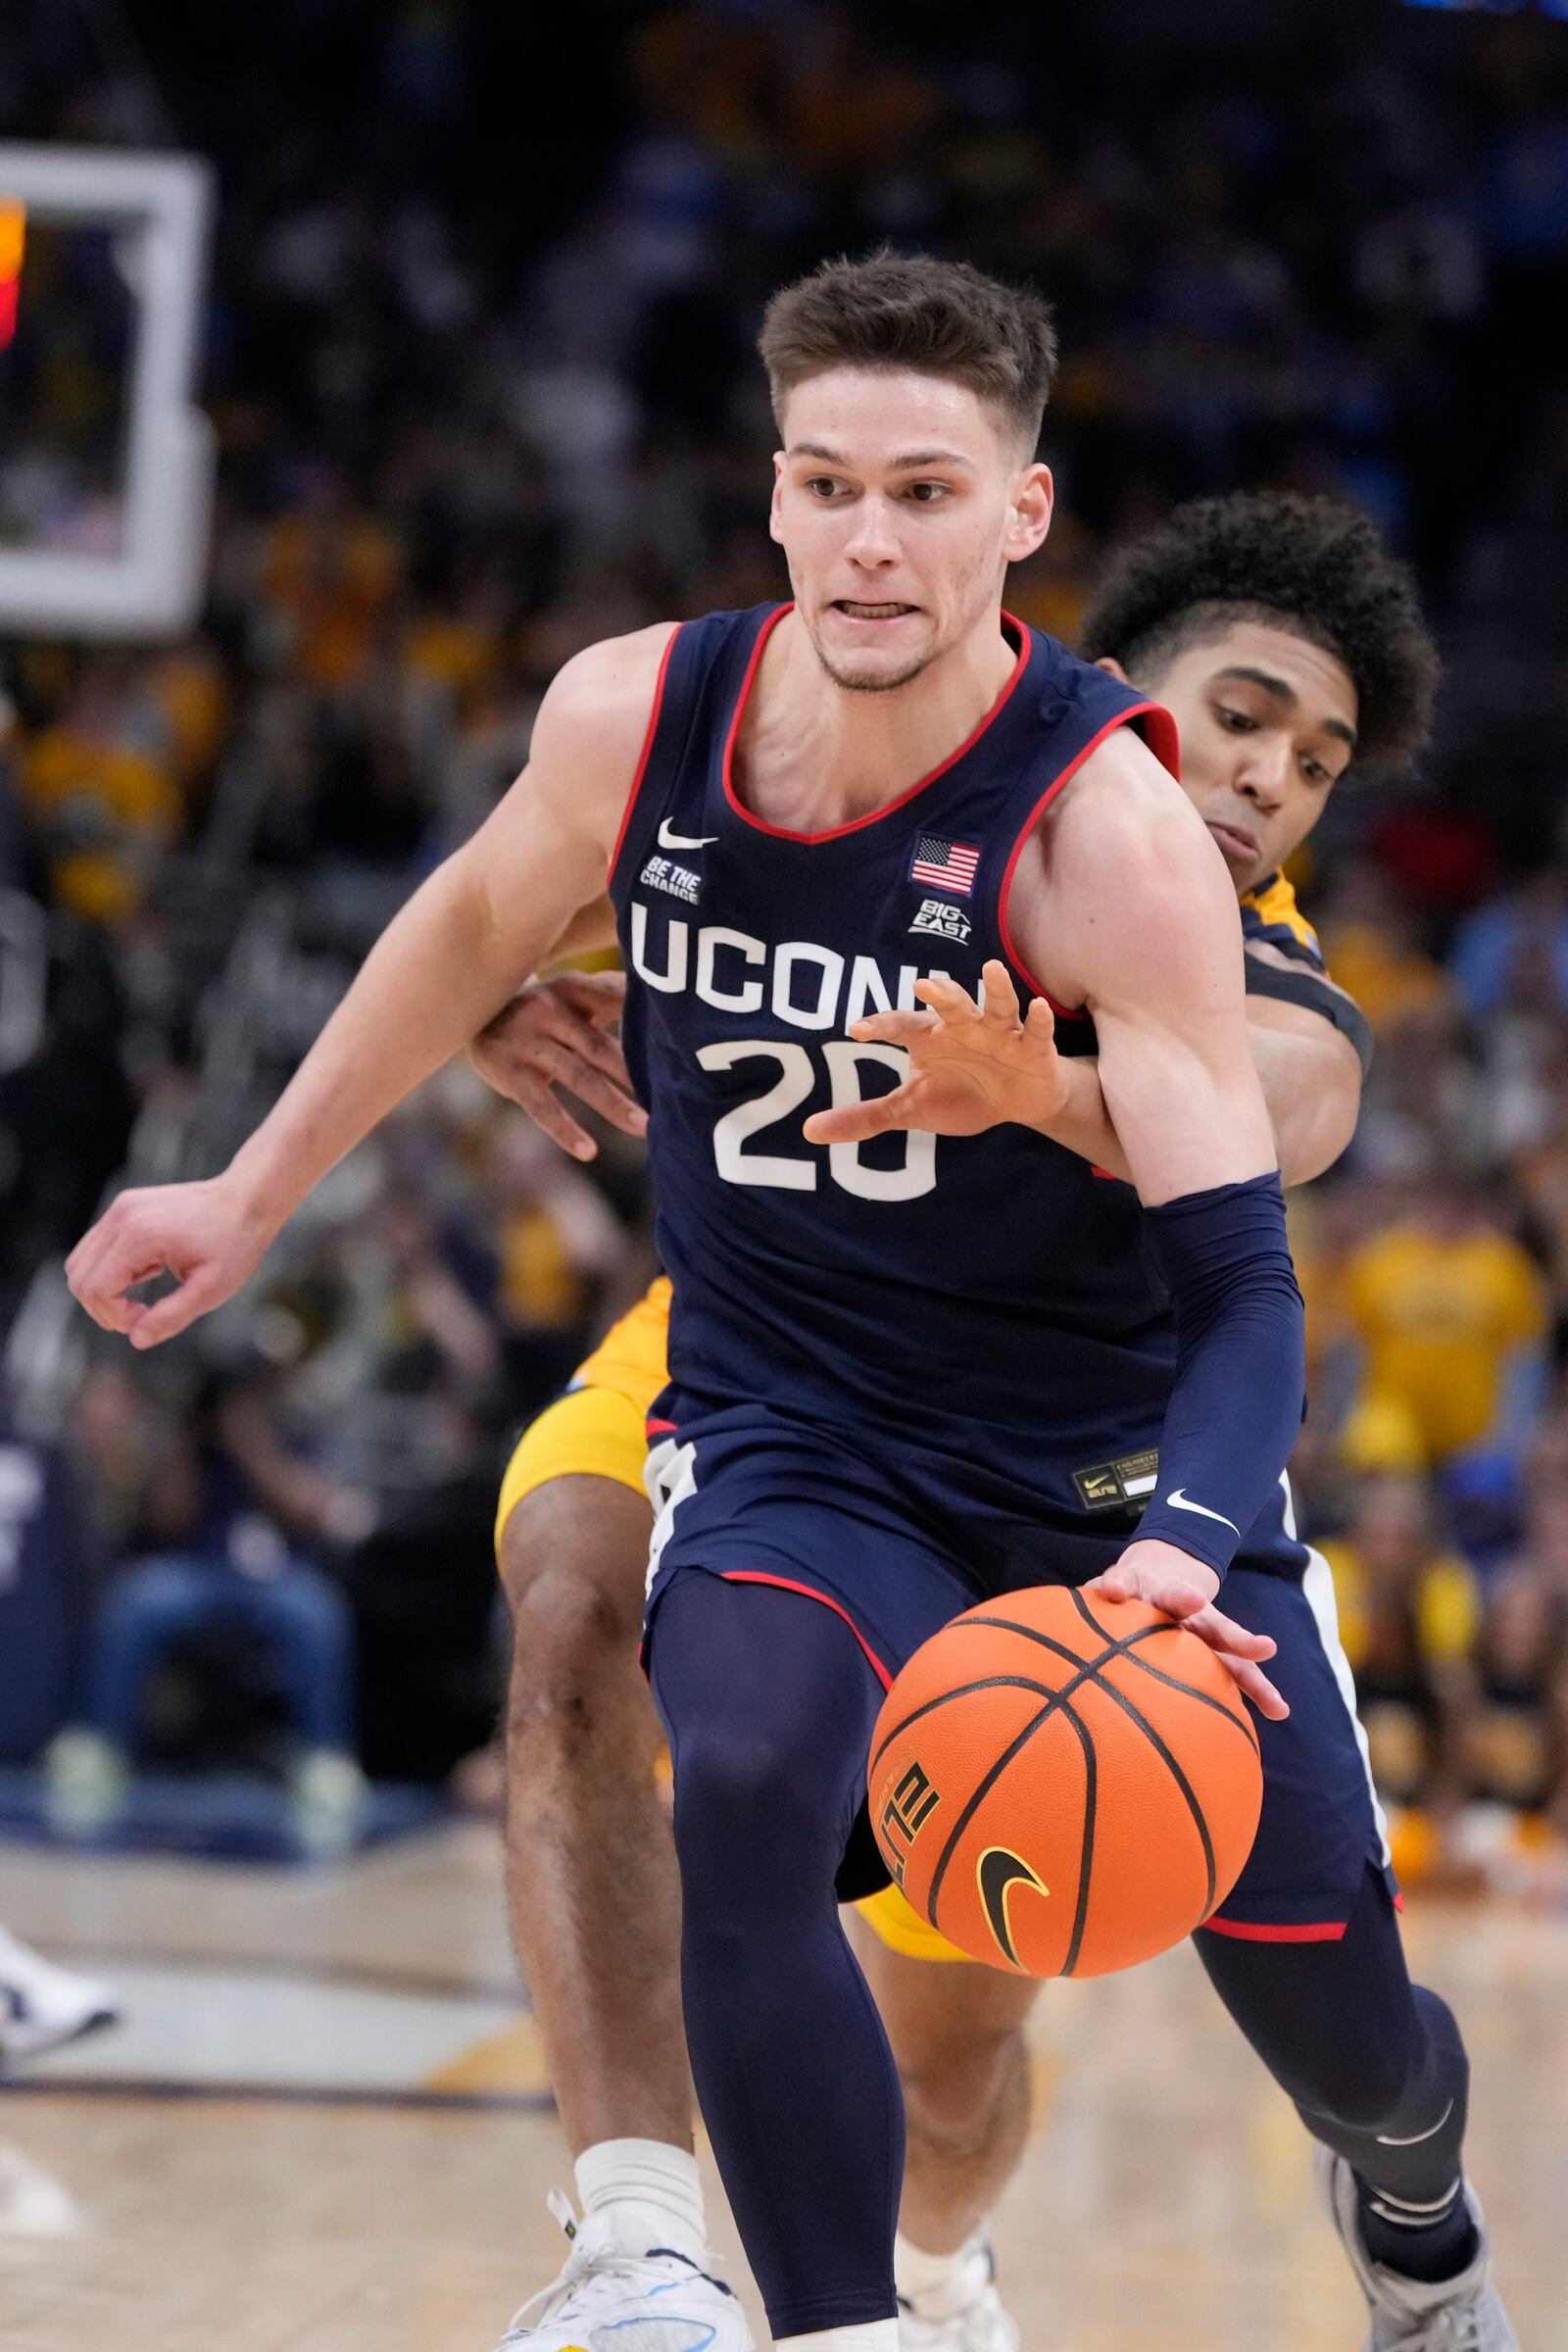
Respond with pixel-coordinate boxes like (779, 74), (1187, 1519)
(867, 1585), (1263, 1979)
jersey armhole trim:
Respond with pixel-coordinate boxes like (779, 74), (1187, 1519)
(997, 699), (1180, 1019)
(607, 625), (682, 889)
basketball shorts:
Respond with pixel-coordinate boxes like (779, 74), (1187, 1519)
(494, 1281), (972, 1959)
(494, 1277), (674, 1553)
(645, 1396), (1395, 1940)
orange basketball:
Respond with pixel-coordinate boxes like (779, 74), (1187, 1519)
(867, 1584), (1263, 1978)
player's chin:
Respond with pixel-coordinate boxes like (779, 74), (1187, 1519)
(815, 621), (935, 694)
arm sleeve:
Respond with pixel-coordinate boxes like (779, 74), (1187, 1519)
(1132, 1171), (1306, 1579)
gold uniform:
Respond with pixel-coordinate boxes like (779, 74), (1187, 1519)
(496, 1277), (967, 1964)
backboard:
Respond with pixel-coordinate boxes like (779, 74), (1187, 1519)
(0, 144), (215, 640)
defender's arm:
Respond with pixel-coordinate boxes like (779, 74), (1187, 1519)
(1018, 956), (1362, 1187)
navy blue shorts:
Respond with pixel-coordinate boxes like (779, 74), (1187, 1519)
(644, 1396), (1392, 1937)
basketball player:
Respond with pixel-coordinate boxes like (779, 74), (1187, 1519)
(64, 257), (1513, 2352)
(467, 492), (1463, 2352)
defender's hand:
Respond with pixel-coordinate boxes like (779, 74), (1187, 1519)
(66, 1175), (276, 1350)
(804, 959), (1068, 1147)
(1086, 1539), (1288, 1720)
(469, 971), (645, 1160)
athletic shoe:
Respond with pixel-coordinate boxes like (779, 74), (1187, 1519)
(0, 1927), (119, 2063)
(43, 1727), (128, 1838)
(897, 2234), (1020, 2352)
(496, 2190), (755, 2352)
(1316, 2146), (1519, 2349)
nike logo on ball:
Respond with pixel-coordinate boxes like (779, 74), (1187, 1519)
(1165, 1490), (1241, 1537)
(978, 1846), (1047, 1970)
(658, 819), (718, 851)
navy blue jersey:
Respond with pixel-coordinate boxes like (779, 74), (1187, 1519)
(610, 602), (1300, 1565)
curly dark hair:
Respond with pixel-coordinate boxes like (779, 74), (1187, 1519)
(759, 250), (1057, 452)
(1079, 492), (1438, 771)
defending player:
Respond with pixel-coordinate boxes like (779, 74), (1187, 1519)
(65, 259), (1513, 2352)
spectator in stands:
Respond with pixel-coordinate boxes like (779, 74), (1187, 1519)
(1466, 1560), (1566, 1831)
(485, 1119), (627, 1419)
(1341, 1172), (1549, 1472)
(46, 1364), (368, 1856)
(1322, 1474), (1481, 1821)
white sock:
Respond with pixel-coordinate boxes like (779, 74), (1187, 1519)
(776, 2326), (901, 2352)
(894, 2230), (974, 2303)
(573, 2138), (708, 2262)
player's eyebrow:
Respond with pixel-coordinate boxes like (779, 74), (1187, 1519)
(787, 442), (974, 471)
(1212, 663), (1357, 752)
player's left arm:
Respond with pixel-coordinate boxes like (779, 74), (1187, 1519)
(1017, 733), (1306, 1713)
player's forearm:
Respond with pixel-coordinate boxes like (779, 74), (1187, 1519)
(1133, 1173), (1306, 1579)
(1030, 1021), (1352, 1190)
(1248, 1026), (1359, 1186)
(1026, 1057), (1133, 1182)
(225, 851), (549, 1232)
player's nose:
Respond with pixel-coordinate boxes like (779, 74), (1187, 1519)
(842, 496), (902, 565)
(1234, 737), (1291, 809)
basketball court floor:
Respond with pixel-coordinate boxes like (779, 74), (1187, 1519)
(0, 1824), (1564, 2351)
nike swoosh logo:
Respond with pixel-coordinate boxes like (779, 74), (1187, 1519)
(977, 1845), (1047, 1969)
(658, 819), (718, 851)
(1166, 1490), (1241, 1537)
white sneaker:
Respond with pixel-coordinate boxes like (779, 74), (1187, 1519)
(289, 1747), (369, 1860)
(897, 2234), (1020, 2352)
(497, 2192), (754, 2352)
(43, 1728), (128, 1838)
(0, 1927), (119, 2063)
(1316, 2146), (1519, 2350)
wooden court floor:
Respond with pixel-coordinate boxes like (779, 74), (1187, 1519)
(1, 1825), (1564, 2350)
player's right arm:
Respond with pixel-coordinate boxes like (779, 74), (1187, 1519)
(66, 623), (676, 1348)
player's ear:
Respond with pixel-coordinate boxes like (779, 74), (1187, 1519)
(769, 453), (785, 545)
(1094, 656), (1131, 683)
(1004, 462), (1053, 561)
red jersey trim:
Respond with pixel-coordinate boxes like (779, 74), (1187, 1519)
(607, 625), (682, 888)
(721, 607), (1033, 846)
(718, 1569), (894, 1691)
(646, 1417), (678, 1437)
(1199, 1914), (1348, 1944)
(996, 700), (1180, 1020)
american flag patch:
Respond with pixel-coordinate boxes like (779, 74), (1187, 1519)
(910, 835), (981, 896)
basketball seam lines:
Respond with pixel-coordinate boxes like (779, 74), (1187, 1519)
(867, 1673), (1113, 1781)
(943, 1605), (1220, 1921)
(923, 1685), (1099, 1977)
(1066, 1588), (1262, 1757)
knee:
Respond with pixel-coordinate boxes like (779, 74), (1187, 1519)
(900, 2024), (1027, 2149)
(1296, 2032), (1431, 2139)
(265, 1567), (350, 1643)
(669, 1718), (828, 1907)
(100, 1556), (208, 1635)
(504, 1511), (650, 1753)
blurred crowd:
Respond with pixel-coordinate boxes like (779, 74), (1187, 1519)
(3, 0), (1568, 1878)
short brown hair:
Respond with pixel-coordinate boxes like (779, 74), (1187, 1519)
(759, 250), (1058, 453)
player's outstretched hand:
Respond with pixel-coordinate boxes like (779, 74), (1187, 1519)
(66, 1176), (276, 1351)
(1087, 1539), (1289, 1720)
(468, 970), (645, 1161)
(804, 958), (1067, 1147)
